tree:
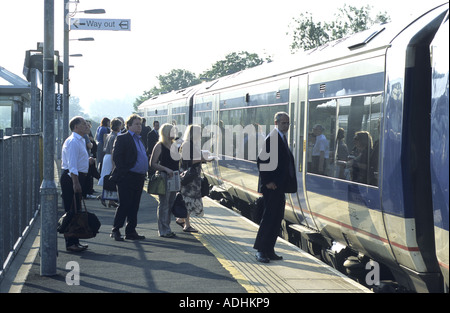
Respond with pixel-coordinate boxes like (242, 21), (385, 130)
(134, 51), (271, 111)
(201, 51), (271, 81)
(133, 69), (200, 111)
(288, 4), (390, 53)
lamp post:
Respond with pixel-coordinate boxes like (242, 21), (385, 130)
(41, 0), (57, 276)
(62, 0), (104, 142)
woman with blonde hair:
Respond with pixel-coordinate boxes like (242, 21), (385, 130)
(176, 125), (213, 232)
(150, 123), (180, 238)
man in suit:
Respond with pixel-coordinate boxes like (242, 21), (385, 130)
(110, 114), (148, 241)
(146, 120), (160, 177)
(254, 112), (297, 263)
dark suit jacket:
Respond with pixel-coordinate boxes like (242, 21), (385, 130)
(146, 129), (159, 156)
(257, 129), (297, 194)
(111, 131), (138, 182)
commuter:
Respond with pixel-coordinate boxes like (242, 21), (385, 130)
(150, 123), (180, 238)
(311, 124), (329, 175)
(141, 118), (151, 151)
(110, 114), (148, 241)
(254, 112), (297, 263)
(98, 117), (122, 208)
(82, 120), (97, 199)
(95, 117), (111, 172)
(117, 116), (127, 134)
(60, 116), (95, 252)
(147, 120), (160, 177)
(177, 125), (212, 232)
(351, 131), (373, 184)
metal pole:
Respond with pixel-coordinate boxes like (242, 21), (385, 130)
(63, 0), (69, 142)
(40, 0), (58, 276)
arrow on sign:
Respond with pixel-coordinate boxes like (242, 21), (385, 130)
(72, 19), (85, 29)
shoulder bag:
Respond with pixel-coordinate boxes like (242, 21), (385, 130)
(147, 171), (166, 195)
(59, 196), (101, 239)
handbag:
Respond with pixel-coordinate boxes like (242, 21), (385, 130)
(102, 174), (119, 201)
(59, 197), (101, 239)
(147, 171), (166, 195)
(180, 166), (197, 186)
(201, 176), (209, 197)
(171, 192), (187, 218)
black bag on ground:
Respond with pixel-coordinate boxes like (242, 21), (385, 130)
(171, 192), (187, 218)
(58, 197), (101, 239)
(201, 176), (209, 197)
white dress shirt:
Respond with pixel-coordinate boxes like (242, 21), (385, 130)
(61, 132), (89, 176)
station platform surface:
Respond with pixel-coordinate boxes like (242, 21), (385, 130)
(1, 180), (370, 295)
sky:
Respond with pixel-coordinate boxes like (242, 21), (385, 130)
(0, 0), (447, 118)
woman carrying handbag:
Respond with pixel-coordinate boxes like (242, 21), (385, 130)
(150, 123), (180, 238)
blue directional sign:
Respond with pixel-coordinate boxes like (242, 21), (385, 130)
(70, 18), (131, 31)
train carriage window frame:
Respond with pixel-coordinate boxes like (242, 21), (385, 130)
(306, 92), (383, 187)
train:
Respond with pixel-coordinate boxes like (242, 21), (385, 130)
(139, 3), (449, 293)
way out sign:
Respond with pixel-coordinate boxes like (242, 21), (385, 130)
(70, 18), (131, 31)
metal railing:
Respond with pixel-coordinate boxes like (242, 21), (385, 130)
(0, 128), (41, 280)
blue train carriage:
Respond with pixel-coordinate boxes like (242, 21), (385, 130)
(138, 85), (201, 139)
(298, 4), (448, 292)
(430, 11), (449, 292)
(138, 3), (448, 292)
(192, 3), (448, 292)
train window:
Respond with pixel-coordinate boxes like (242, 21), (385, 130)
(307, 99), (336, 176)
(307, 94), (382, 186)
(219, 104), (286, 160)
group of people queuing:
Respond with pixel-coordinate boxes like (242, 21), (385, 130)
(60, 114), (209, 252)
(60, 111), (299, 267)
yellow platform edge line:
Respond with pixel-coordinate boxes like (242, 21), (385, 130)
(192, 233), (258, 293)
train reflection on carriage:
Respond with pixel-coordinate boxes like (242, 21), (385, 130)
(139, 3), (449, 292)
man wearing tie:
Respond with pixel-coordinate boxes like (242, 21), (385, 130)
(110, 114), (148, 241)
(254, 112), (297, 263)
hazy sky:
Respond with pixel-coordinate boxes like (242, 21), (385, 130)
(0, 0), (447, 117)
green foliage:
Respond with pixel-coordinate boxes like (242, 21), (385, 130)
(134, 51), (271, 111)
(288, 4), (390, 53)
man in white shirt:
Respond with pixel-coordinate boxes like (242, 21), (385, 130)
(61, 116), (95, 252)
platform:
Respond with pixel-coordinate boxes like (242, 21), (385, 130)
(0, 183), (370, 294)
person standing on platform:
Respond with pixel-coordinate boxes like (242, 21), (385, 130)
(95, 117), (110, 172)
(60, 116), (95, 252)
(110, 114), (148, 241)
(254, 112), (297, 263)
(150, 123), (179, 238)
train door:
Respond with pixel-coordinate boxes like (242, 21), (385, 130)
(288, 74), (318, 229)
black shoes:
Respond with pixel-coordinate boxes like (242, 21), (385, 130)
(111, 230), (145, 241)
(255, 251), (283, 263)
(66, 243), (88, 252)
(110, 230), (124, 241)
(125, 233), (146, 240)
(255, 252), (270, 263)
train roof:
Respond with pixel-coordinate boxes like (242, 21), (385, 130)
(139, 2), (449, 109)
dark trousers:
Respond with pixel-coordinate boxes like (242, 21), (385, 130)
(253, 189), (286, 254)
(112, 172), (145, 235)
(60, 171), (86, 247)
